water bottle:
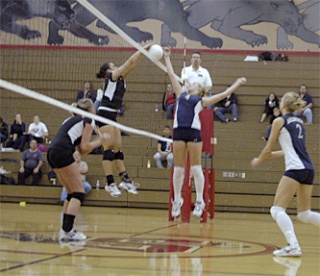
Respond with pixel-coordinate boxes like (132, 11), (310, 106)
(147, 159), (151, 168)
(155, 105), (159, 112)
(96, 180), (100, 190)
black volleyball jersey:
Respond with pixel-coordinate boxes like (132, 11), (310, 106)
(100, 72), (126, 110)
(49, 115), (95, 152)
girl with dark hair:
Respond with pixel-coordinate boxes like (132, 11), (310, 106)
(95, 44), (152, 197)
(259, 93), (279, 123)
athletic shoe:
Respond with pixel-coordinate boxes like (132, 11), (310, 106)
(105, 183), (122, 197)
(273, 244), (302, 257)
(193, 201), (206, 217)
(59, 229), (87, 242)
(119, 180), (139, 195)
(171, 198), (184, 218)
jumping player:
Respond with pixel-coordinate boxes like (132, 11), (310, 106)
(47, 99), (109, 241)
(95, 44), (153, 197)
(163, 46), (246, 218)
(251, 91), (320, 257)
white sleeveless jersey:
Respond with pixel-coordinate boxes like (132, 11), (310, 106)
(278, 114), (314, 171)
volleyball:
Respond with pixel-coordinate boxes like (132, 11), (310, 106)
(148, 44), (163, 60)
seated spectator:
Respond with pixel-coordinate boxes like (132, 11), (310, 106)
(162, 84), (176, 119)
(214, 92), (238, 122)
(153, 125), (173, 169)
(294, 84), (313, 124)
(76, 81), (96, 103)
(259, 93), (279, 123)
(6, 114), (28, 151)
(60, 151), (92, 201)
(262, 107), (281, 141)
(18, 139), (44, 185)
(0, 117), (9, 147)
(28, 115), (49, 144)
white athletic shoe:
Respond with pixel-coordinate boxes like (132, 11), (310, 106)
(119, 180), (139, 195)
(193, 201), (206, 217)
(273, 244), (302, 257)
(105, 183), (122, 197)
(171, 198), (184, 218)
(59, 229), (87, 242)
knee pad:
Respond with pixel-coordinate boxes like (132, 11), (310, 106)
(66, 194), (72, 202)
(191, 165), (203, 178)
(71, 192), (86, 203)
(103, 149), (114, 161)
(114, 150), (124, 161)
(270, 206), (286, 221)
(297, 210), (311, 223)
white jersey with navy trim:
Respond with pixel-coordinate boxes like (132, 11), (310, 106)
(173, 91), (203, 130)
(278, 114), (314, 171)
(50, 116), (95, 152)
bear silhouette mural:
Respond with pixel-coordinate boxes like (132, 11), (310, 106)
(1, 0), (319, 49)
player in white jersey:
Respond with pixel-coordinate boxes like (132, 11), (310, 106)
(164, 46), (246, 218)
(251, 91), (319, 257)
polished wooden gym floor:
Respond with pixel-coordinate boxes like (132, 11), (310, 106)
(0, 202), (319, 275)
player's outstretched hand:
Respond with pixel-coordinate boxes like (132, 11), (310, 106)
(250, 158), (259, 170)
(163, 47), (171, 57)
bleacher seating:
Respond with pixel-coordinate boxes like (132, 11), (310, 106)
(0, 48), (319, 214)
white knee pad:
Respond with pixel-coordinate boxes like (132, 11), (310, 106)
(191, 165), (203, 178)
(173, 166), (184, 179)
(270, 206), (286, 220)
(297, 210), (311, 223)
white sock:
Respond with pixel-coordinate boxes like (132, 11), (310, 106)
(173, 167), (184, 203)
(191, 165), (204, 203)
(276, 212), (299, 246)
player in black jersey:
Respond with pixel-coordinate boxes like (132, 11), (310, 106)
(47, 99), (109, 242)
(96, 44), (152, 197)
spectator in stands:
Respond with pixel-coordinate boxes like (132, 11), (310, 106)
(76, 81), (96, 103)
(60, 151), (92, 201)
(6, 114), (28, 151)
(18, 139), (44, 185)
(294, 85), (313, 125)
(181, 51), (212, 93)
(0, 117), (9, 147)
(153, 125), (173, 169)
(214, 92), (238, 122)
(259, 93), (279, 123)
(262, 107), (281, 141)
(162, 84), (176, 119)
(28, 115), (49, 144)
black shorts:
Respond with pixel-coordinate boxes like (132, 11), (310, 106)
(284, 169), (314, 185)
(173, 128), (202, 143)
(47, 148), (75, 169)
(96, 109), (117, 128)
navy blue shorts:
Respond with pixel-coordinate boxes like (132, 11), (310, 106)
(284, 169), (314, 185)
(47, 148), (75, 169)
(96, 109), (117, 128)
(173, 128), (202, 143)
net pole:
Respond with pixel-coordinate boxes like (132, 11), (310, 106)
(0, 79), (172, 143)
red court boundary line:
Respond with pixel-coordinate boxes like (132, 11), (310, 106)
(0, 44), (319, 56)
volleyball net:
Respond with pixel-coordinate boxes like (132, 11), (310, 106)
(0, 0), (181, 142)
